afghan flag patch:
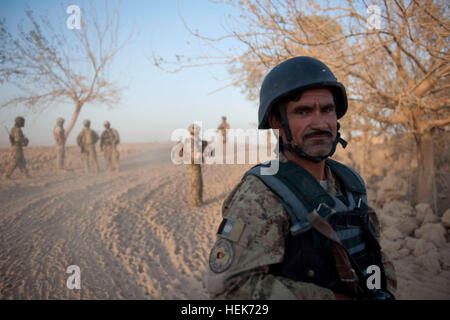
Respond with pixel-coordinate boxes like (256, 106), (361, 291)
(209, 238), (234, 273)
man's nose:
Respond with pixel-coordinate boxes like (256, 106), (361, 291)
(309, 103), (329, 129)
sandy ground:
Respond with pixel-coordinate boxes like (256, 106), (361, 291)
(0, 143), (449, 299)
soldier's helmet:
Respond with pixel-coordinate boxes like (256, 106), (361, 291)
(188, 124), (200, 135)
(258, 56), (348, 129)
(83, 120), (91, 128)
(104, 121), (111, 128)
(222, 116), (227, 121)
(15, 116), (25, 126)
(57, 117), (64, 126)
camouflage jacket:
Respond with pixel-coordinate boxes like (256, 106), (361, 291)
(100, 128), (120, 148)
(217, 122), (230, 135)
(77, 128), (99, 149)
(9, 126), (28, 147)
(178, 135), (209, 165)
(205, 155), (397, 300)
(53, 126), (65, 146)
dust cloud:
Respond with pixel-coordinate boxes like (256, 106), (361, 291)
(0, 140), (449, 299)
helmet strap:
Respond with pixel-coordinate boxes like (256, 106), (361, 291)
(278, 103), (347, 163)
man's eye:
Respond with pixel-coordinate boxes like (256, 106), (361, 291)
(296, 109), (309, 115)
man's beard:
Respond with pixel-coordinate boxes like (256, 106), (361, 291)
(299, 129), (334, 157)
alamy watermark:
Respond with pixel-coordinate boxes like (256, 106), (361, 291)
(366, 264), (381, 289)
(170, 122), (280, 175)
(367, 5), (381, 30)
(66, 265), (81, 290)
(66, 5), (81, 30)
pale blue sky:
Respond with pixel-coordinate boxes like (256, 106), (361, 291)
(0, 0), (258, 146)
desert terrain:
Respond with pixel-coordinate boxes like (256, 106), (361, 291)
(0, 142), (449, 299)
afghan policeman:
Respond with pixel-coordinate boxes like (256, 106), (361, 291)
(76, 120), (99, 174)
(178, 124), (209, 207)
(100, 121), (120, 172)
(204, 56), (397, 300)
(217, 116), (230, 144)
(53, 117), (66, 171)
(3, 116), (30, 179)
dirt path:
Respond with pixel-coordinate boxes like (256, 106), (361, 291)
(0, 143), (449, 299)
(0, 143), (245, 299)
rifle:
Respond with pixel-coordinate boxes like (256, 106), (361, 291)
(5, 126), (13, 145)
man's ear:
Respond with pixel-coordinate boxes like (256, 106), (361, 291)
(268, 113), (281, 130)
(268, 113), (285, 140)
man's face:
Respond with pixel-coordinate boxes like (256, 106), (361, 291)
(283, 87), (337, 157)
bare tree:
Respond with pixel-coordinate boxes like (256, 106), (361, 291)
(158, 0), (449, 208)
(0, 0), (134, 138)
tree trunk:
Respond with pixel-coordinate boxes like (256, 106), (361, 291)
(64, 102), (83, 139)
(415, 129), (437, 211)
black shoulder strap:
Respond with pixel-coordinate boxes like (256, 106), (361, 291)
(271, 161), (336, 212)
(325, 159), (366, 194)
(244, 159), (368, 233)
(244, 165), (312, 234)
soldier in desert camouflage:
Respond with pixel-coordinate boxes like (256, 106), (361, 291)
(205, 57), (397, 300)
(100, 121), (120, 172)
(217, 116), (230, 144)
(178, 124), (209, 207)
(217, 116), (230, 162)
(77, 120), (99, 174)
(53, 117), (66, 171)
(3, 116), (30, 180)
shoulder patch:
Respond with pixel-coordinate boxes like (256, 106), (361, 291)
(217, 218), (245, 242)
(209, 238), (234, 273)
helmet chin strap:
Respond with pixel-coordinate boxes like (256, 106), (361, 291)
(278, 103), (348, 163)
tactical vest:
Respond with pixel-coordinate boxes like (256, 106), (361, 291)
(10, 127), (25, 147)
(184, 135), (207, 164)
(82, 128), (98, 145)
(54, 126), (65, 145)
(102, 129), (116, 146)
(245, 159), (388, 297)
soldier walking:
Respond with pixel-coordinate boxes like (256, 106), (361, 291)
(53, 117), (66, 171)
(100, 121), (120, 172)
(3, 116), (30, 180)
(217, 116), (230, 144)
(76, 120), (99, 174)
(179, 124), (209, 207)
(217, 116), (230, 162)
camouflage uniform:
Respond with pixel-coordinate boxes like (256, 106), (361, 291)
(179, 125), (208, 207)
(4, 117), (30, 179)
(217, 116), (230, 144)
(76, 120), (99, 174)
(53, 117), (66, 170)
(100, 121), (120, 172)
(205, 153), (397, 299)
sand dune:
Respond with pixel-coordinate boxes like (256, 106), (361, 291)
(0, 143), (449, 299)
